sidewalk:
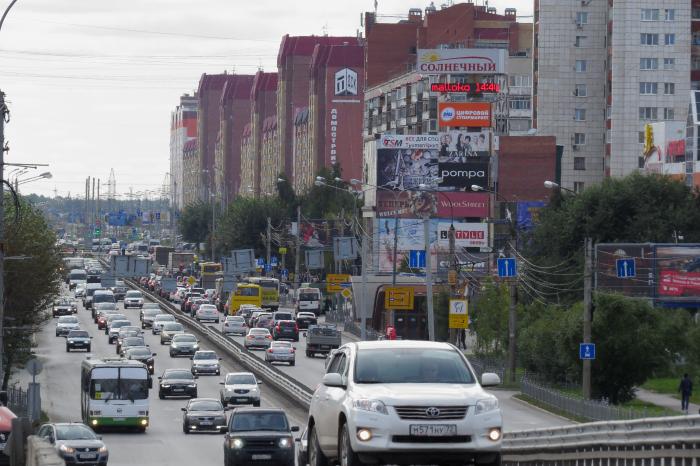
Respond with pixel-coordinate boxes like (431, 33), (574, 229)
(636, 387), (700, 414)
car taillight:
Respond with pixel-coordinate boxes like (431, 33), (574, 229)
(267, 348), (273, 353)
(291, 348), (295, 353)
(246, 335), (253, 339)
(265, 335), (272, 339)
(276, 325), (281, 332)
(294, 324), (299, 332)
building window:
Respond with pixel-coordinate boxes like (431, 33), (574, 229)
(575, 60), (587, 72)
(574, 133), (586, 145)
(641, 9), (659, 21)
(664, 34), (675, 45)
(639, 107), (658, 120)
(576, 12), (588, 25)
(639, 82), (658, 95)
(693, 57), (700, 71)
(663, 108), (675, 120)
(664, 58), (675, 70)
(640, 33), (659, 45)
(574, 157), (586, 170)
(640, 58), (658, 70)
(508, 75), (531, 87)
(574, 108), (586, 121)
(508, 119), (531, 132)
(639, 131), (645, 143)
(664, 83), (675, 95)
(694, 8), (700, 20)
(574, 182), (585, 193)
(574, 84), (587, 97)
(664, 9), (675, 21)
(509, 97), (531, 110)
(575, 35), (587, 47)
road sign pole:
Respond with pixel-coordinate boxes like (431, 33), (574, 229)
(582, 237), (593, 400)
(360, 222), (368, 341)
(424, 215), (435, 341)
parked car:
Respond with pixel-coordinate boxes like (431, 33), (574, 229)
(169, 333), (199, 357)
(272, 320), (299, 341)
(190, 350), (221, 376)
(306, 340), (503, 466)
(221, 316), (247, 336)
(194, 304), (219, 323)
(243, 328), (272, 350)
(223, 408), (298, 466)
(55, 316), (80, 337)
(265, 341), (296, 366)
(36, 423), (108, 465)
(158, 369), (198, 399)
(181, 398), (228, 434)
(65, 330), (92, 352)
(219, 372), (261, 407)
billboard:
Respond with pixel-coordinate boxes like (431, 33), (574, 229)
(376, 191), (489, 219)
(417, 48), (506, 75)
(656, 245), (700, 300)
(438, 130), (491, 161)
(437, 222), (489, 248)
(376, 135), (440, 190)
(595, 243), (655, 299)
(517, 201), (546, 230)
(438, 102), (492, 128)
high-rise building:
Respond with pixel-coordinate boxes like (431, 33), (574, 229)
(182, 138), (199, 206)
(534, 0), (692, 192)
(169, 93), (198, 210)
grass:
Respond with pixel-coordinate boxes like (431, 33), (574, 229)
(642, 377), (700, 405)
(514, 394), (588, 423)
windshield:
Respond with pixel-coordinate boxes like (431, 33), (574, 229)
(238, 287), (259, 297)
(230, 412), (289, 432)
(69, 272), (87, 281)
(68, 331), (89, 338)
(354, 348), (475, 384)
(155, 315), (175, 321)
(128, 348), (152, 357)
(143, 304), (160, 309)
(58, 316), (78, 324)
(94, 294), (115, 304)
(164, 371), (194, 380)
(250, 329), (268, 335)
(90, 367), (149, 401)
(163, 323), (183, 331)
(274, 313), (292, 320)
(144, 310), (160, 316)
(123, 337), (145, 345)
(95, 303), (117, 310)
(125, 291), (142, 298)
(299, 293), (318, 301)
(226, 374), (256, 385)
(173, 335), (197, 343)
(228, 317), (245, 322)
(55, 425), (97, 440)
(188, 400), (222, 411)
(194, 352), (217, 360)
(111, 321), (131, 329)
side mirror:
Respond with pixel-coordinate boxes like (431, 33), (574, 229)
(194, 376), (199, 379)
(157, 377), (162, 380)
(89, 336), (94, 339)
(257, 381), (263, 385)
(96, 435), (102, 440)
(189, 356), (193, 360)
(218, 358), (222, 361)
(152, 353), (157, 357)
(219, 382), (225, 385)
(481, 372), (501, 387)
(291, 426), (300, 432)
(181, 407), (186, 412)
(322, 373), (345, 389)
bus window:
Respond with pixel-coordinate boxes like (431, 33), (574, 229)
(238, 287), (259, 297)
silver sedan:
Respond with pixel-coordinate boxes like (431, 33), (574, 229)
(221, 316), (248, 336)
(264, 341), (296, 366)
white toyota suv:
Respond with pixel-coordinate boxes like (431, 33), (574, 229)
(306, 340), (503, 466)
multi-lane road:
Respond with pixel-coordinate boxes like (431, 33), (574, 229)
(25, 286), (571, 466)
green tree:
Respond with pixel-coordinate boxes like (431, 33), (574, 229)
(178, 201), (212, 244)
(214, 196), (288, 257)
(297, 166), (359, 220)
(469, 279), (510, 356)
(4, 197), (63, 389)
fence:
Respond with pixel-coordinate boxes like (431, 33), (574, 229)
(3, 385), (28, 417)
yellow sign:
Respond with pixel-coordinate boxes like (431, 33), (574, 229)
(643, 123), (654, 156)
(384, 287), (415, 310)
(187, 276), (196, 286)
(449, 299), (469, 329)
(448, 270), (458, 286)
(279, 247), (288, 254)
(327, 274), (351, 293)
(341, 288), (352, 299)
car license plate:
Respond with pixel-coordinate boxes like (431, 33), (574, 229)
(321, 345), (330, 349)
(252, 454), (272, 460)
(409, 424), (457, 436)
(79, 453), (97, 460)
(200, 421), (213, 426)
(174, 388), (184, 392)
(236, 398), (248, 403)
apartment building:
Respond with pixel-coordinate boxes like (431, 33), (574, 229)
(534, 0), (692, 192)
(169, 93), (197, 210)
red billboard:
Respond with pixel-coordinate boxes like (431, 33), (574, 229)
(656, 245), (700, 299)
(377, 191), (489, 219)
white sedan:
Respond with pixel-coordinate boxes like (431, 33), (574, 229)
(221, 316), (247, 335)
(195, 304), (220, 323)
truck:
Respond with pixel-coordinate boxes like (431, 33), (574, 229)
(153, 246), (175, 266)
(305, 323), (341, 357)
(168, 252), (195, 273)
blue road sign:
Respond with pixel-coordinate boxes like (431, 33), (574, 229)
(579, 343), (596, 360)
(265, 264), (271, 273)
(616, 258), (636, 278)
(256, 258), (265, 267)
(270, 256), (278, 267)
(280, 268), (289, 279)
(497, 258), (517, 278)
(155, 211), (161, 220)
(409, 250), (426, 268)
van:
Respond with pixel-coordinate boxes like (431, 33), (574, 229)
(296, 287), (322, 316)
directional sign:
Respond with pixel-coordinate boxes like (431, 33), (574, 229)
(384, 287), (414, 310)
(265, 264), (272, 273)
(270, 256), (279, 267)
(616, 258), (636, 278)
(327, 274), (351, 293)
(579, 343), (596, 360)
(449, 299), (469, 329)
(160, 277), (177, 293)
(280, 268), (289, 280)
(409, 250), (426, 268)
(497, 258), (517, 278)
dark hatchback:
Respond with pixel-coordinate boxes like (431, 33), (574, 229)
(272, 320), (299, 341)
(125, 347), (157, 374)
(158, 369), (198, 399)
(223, 408), (298, 466)
(181, 398), (228, 434)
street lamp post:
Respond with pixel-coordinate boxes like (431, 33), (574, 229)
(472, 184), (518, 383)
(544, 180), (593, 400)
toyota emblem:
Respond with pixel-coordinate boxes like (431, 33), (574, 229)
(425, 407), (441, 418)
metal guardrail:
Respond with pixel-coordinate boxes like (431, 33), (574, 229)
(125, 280), (313, 410)
(502, 415), (700, 464)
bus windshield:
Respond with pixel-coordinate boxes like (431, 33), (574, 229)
(238, 287), (259, 297)
(90, 367), (149, 401)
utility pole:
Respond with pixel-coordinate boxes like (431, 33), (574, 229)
(423, 214), (435, 341)
(508, 279), (517, 383)
(0, 91), (7, 385)
(266, 217), (271, 276)
(448, 224), (456, 344)
(582, 236), (593, 399)
(360, 216), (368, 341)
(97, 179), (101, 239)
(294, 207), (301, 291)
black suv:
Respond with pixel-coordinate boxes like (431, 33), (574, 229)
(223, 408), (299, 466)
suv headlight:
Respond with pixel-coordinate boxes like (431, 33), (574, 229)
(278, 437), (293, 448)
(475, 397), (499, 415)
(59, 445), (75, 454)
(352, 399), (388, 415)
(229, 438), (244, 449)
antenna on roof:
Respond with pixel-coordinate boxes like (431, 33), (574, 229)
(322, 23), (328, 36)
(374, 0), (378, 14)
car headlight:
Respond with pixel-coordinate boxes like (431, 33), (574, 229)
(68, 341), (74, 344)
(230, 438), (244, 449)
(475, 397), (499, 415)
(278, 437), (293, 448)
(187, 383), (197, 388)
(352, 399), (388, 415)
(98, 446), (108, 453)
(161, 384), (170, 388)
(59, 445), (75, 454)
(193, 344), (199, 349)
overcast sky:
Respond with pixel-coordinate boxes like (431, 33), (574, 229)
(0, 0), (532, 199)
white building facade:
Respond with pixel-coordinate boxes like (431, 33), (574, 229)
(169, 94), (198, 211)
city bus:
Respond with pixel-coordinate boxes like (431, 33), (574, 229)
(228, 284), (262, 314)
(242, 277), (280, 310)
(80, 357), (152, 432)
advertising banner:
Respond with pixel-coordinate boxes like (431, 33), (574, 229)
(376, 135), (440, 190)
(438, 129), (490, 162)
(417, 48), (506, 75)
(595, 243), (655, 299)
(517, 201), (546, 230)
(438, 160), (489, 189)
(377, 191), (489, 219)
(438, 102), (492, 128)
(656, 245), (700, 299)
(437, 222), (489, 248)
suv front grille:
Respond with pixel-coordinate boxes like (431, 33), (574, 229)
(244, 438), (277, 449)
(393, 406), (468, 420)
(392, 435), (471, 443)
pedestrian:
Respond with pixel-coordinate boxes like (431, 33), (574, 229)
(459, 328), (467, 350)
(679, 373), (693, 413)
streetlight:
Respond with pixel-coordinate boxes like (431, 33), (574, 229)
(544, 180), (593, 400)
